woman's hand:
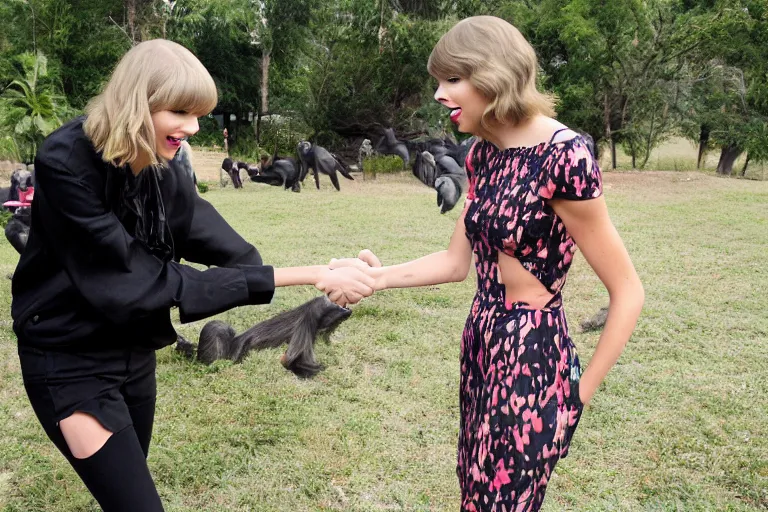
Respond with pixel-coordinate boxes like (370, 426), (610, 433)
(328, 249), (383, 271)
(315, 266), (376, 307)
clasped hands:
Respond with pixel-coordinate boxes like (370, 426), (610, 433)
(315, 249), (382, 307)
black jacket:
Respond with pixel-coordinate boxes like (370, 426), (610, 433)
(12, 117), (275, 350)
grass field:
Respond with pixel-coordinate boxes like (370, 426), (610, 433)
(0, 167), (766, 511)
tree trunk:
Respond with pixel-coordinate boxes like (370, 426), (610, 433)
(378, 0), (387, 54)
(741, 153), (751, 177)
(604, 91), (616, 170)
(126, 0), (137, 43)
(261, 51), (270, 115)
(640, 108), (657, 169)
(697, 125), (710, 169)
(716, 145), (742, 175)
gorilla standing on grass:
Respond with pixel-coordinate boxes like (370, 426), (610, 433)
(297, 141), (354, 191)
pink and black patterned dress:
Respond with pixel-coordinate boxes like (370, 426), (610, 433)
(458, 128), (602, 511)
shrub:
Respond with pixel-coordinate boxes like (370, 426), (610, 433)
(362, 155), (405, 179)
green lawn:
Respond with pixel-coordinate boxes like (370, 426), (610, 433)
(1, 170), (766, 511)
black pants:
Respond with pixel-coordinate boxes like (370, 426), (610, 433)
(18, 345), (164, 511)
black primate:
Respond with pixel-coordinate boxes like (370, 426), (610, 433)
(4, 206), (31, 254)
(413, 151), (439, 187)
(221, 157), (244, 188)
(375, 128), (409, 169)
(251, 148), (301, 192)
(296, 141), (354, 191)
(1, 168), (34, 209)
(412, 151), (467, 214)
(457, 136), (477, 169)
(408, 138), (462, 166)
(195, 296), (352, 377)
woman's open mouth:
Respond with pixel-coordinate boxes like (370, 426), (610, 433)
(449, 108), (462, 124)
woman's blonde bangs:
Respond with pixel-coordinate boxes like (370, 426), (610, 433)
(85, 39), (217, 168)
(147, 47), (218, 116)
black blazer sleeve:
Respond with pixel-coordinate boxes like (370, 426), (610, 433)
(182, 193), (275, 305)
(34, 158), (274, 325)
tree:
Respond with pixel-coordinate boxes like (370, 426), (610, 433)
(0, 52), (70, 162)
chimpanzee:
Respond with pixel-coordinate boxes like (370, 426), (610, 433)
(296, 141), (354, 191)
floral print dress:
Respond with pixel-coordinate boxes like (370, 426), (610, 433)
(458, 129), (602, 511)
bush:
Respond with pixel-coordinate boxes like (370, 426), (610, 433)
(362, 155), (405, 179)
(0, 209), (12, 228)
(197, 181), (210, 194)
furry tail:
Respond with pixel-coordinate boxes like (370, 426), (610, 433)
(195, 296), (352, 377)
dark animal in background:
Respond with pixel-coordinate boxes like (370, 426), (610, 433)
(5, 206), (31, 254)
(1, 168), (35, 210)
(407, 138), (463, 167)
(375, 128), (409, 169)
(252, 153), (301, 192)
(195, 296), (352, 378)
(434, 154), (467, 213)
(580, 307), (608, 332)
(412, 150), (468, 214)
(413, 151), (439, 188)
(221, 157), (244, 188)
(457, 136), (477, 168)
(297, 141), (354, 191)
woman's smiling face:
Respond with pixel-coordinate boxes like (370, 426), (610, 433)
(150, 110), (200, 161)
(433, 76), (490, 136)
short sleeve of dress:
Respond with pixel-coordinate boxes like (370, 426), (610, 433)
(538, 137), (602, 200)
(464, 140), (481, 201)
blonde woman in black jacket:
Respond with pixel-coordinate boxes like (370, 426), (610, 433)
(12, 39), (373, 511)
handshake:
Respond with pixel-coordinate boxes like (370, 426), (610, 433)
(315, 249), (383, 308)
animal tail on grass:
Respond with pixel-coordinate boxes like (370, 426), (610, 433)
(196, 296), (352, 378)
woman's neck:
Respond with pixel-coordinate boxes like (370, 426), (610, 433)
(482, 115), (564, 150)
(130, 155), (151, 175)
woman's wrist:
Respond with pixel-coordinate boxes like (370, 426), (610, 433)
(369, 266), (387, 291)
(274, 265), (327, 288)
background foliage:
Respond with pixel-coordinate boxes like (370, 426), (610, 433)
(1, 0), (766, 174)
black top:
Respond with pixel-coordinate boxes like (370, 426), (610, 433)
(12, 117), (275, 350)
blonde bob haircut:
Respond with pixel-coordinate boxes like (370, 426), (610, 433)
(84, 39), (217, 167)
(428, 16), (556, 129)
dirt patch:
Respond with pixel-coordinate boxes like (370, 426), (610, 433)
(602, 169), (767, 199)
(188, 147), (229, 183)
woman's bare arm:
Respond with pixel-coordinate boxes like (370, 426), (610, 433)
(551, 196), (644, 405)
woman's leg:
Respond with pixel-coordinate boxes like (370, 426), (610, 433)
(123, 349), (158, 458)
(19, 346), (164, 511)
(61, 413), (164, 511)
